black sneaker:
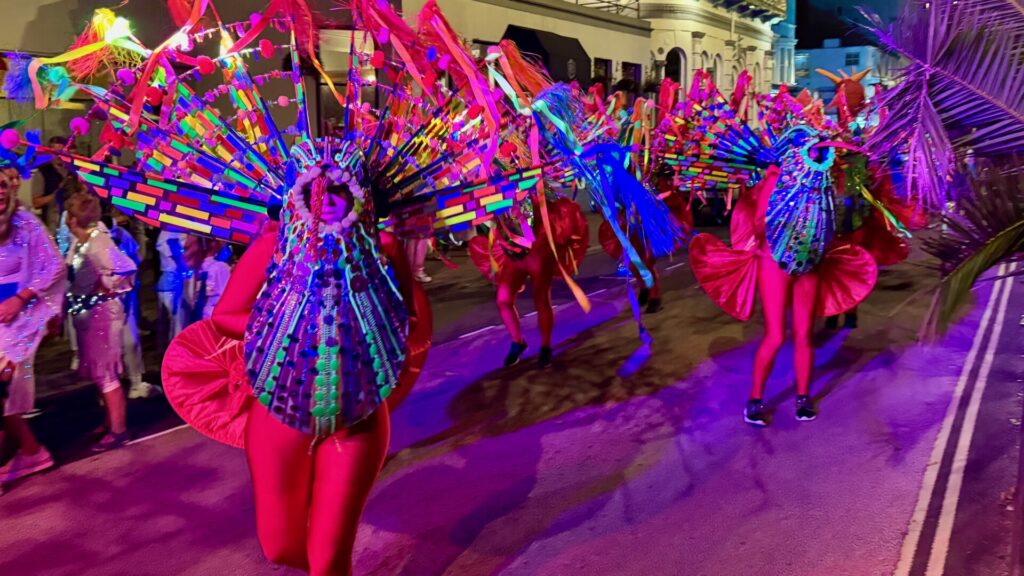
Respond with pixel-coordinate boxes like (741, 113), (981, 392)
(504, 341), (528, 367)
(744, 399), (768, 427)
(795, 395), (817, 421)
(825, 315), (839, 330)
(645, 298), (663, 314)
(843, 313), (858, 330)
(638, 288), (651, 307)
(92, 431), (130, 452)
(538, 346), (553, 368)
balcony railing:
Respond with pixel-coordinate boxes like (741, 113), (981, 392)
(566, 0), (641, 18)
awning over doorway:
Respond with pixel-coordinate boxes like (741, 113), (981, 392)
(501, 25), (591, 87)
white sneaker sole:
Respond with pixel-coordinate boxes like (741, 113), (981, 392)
(0, 457), (54, 482)
(744, 415), (768, 427)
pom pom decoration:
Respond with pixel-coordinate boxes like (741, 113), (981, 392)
(69, 117), (91, 136)
(370, 51), (385, 69)
(196, 55), (216, 75)
(276, 96), (290, 107)
(145, 86), (164, 106)
(0, 129), (20, 151)
(259, 38), (275, 59)
(116, 68), (136, 85)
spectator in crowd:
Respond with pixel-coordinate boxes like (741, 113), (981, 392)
(31, 137), (82, 232)
(0, 167), (65, 490)
(108, 209), (160, 400)
(65, 194), (136, 452)
(183, 236), (232, 322)
(156, 230), (190, 342)
(55, 188), (87, 371)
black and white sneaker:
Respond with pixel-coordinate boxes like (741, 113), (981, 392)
(645, 298), (663, 314)
(744, 399), (768, 427)
(795, 395), (817, 421)
(825, 315), (839, 330)
(504, 341), (528, 367)
(843, 313), (858, 330)
(538, 346), (553, 369)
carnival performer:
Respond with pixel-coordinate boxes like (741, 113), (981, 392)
(65, 193), (137, 450)
(685, 82), (880, 426)
(474, 46), (681, 355)
(207, 161), (411, 575)
(17, 0), (544, 571)
(813, 68), (922, 330)
(470, 191), (588, 368)
(0, 164), (64, 490)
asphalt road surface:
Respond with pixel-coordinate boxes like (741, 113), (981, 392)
(2, 226), (1022, 576)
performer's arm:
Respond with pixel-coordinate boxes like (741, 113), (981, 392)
(211, 230), (275, 340)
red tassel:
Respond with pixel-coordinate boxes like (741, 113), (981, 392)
(166, 0), (196, 28)
(65, 20), (105, 80)
(497, 39), (552, 96)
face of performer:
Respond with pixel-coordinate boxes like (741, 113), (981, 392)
(305, 182), (352, 224)
(0, 169), (21, 243)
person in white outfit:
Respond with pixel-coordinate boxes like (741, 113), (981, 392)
(156, 230), (190, 341)
(109, 210), (160, 399)
(65, 194), (137, 452)
(183, 236), (232, 322)
(0, 168), (65, 490)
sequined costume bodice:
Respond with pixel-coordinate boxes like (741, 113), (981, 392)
(244, 192), (409, 435)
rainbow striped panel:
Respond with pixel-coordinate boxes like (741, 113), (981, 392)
(61, 153), (268, 244)
(389, 165), (544, 237)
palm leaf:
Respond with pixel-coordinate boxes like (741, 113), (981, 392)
(924, 169), (1024, 332)
(861, 1), (1024, 210)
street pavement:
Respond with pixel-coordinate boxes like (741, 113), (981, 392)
(1, 226), (1022, 576)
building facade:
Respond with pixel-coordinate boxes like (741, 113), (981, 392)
(403, 0), (788, 96)
(642, 0), (783, 95)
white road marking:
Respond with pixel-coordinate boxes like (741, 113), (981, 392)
(894, 263), (1008, 576)
(926, 263), (1017, 575)
(666, 262), (687, 271)
(127, 424), (190, 446)
(458, 325), (498, 339)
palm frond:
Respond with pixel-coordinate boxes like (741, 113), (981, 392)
(924, 169), (1024, 331)
(861, 0), (1024, 209)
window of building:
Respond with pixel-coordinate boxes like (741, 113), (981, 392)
(664, 48), (687, 90)
(794, 52), (810, 79)
(845, 52), (861, 67)
(593, 57), (612, 85)
(621, 61), (642, 85)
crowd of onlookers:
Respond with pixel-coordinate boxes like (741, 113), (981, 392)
(0, 136), (235, 494)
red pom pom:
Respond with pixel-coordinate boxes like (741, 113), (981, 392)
(370, 51), (385, 69)
(423, 69), (437, 87)
(467, 104), (483, 120)
(196, 56), (216, 75)
(259, 39), (275, 59)
(146, 86), (164, 107)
